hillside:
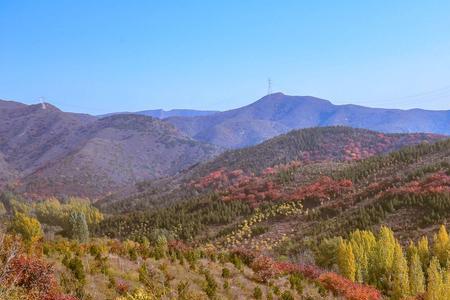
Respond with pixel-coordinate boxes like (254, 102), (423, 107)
(21, 114), (221, 198)
(96, 126), (444, 213)
(90, 138), (449, 299)
(0, 100), (96, 177)
(0, 100), (221, 198)
(94, 138), (449, 244)
(167, 93), (450, 148)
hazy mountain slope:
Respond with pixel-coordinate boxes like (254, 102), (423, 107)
(99, 108), (218, 119)
(0, 100), (221, 197)
(167, 93), (450, 148)
(22, 114), (221, 198)
(0, 100), (96, 175)
(0, 151), (17, 185)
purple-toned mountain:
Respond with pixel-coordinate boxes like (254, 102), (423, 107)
(0, 100), (220, 198)
(166, 93), (450, 148)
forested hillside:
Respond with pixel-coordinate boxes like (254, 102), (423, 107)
(97, 126), (444, 213)
(91, 138), (450, 299)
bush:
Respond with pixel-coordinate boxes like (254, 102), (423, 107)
(253, 286), (263, 299)
(222, 267), (231, 278)
(280, 290), (294, 300)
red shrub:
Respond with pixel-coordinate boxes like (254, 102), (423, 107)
(115, 279), (130, 295)
(1, 255), (60, 299)
(319, 272), (382, 300)
(251, 256), (277, 282)
(168, 240), (192, 253)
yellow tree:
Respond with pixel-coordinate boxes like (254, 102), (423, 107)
(433, 225), (450, 267)
(418, 236), (431, 270)
(337, 240), (356, 281)
(391, 241), (410, 300)
(10, 212), (43, 252)
(406, 240), (418, 264)
(426, 257), (443, 300)
(369, 226), (396, 289)
(409, 252), (425, 296)
(442, 267), (450, 298)
(349, 229), (376, 283)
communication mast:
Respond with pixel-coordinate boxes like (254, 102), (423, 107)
(267, 78), (272, 95)
(39, 96), (47, 109)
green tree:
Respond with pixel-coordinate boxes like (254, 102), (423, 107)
(409, 252), (425, 296)
(315, 236), (342, 268)
(69, 211), (89, 242)
(154, 235), (168, 260)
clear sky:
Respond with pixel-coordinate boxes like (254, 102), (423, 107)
(1, 1), (450, 114)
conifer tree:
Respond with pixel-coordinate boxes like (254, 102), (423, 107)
(69, 211), (89, 242)
(433, 225), (449, 267)
(426, 257), (443, 300)
(337, 240), (356, 281)
(392, 241), (410, 300)
(409, 252), (425, 296)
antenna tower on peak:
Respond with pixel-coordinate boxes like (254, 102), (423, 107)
(39, 96), (47, 109)
(267, 78), (272, 95)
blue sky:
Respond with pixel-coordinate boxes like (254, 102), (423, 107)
(1, 1), (450, 114)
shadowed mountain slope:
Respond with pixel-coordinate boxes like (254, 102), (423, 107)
(0, 100), (221, 198)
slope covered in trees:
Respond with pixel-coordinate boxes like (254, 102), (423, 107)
(97, 126), (444, 213)
(90, 139), (450, 299)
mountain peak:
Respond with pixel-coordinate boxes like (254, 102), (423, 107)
(28, 102), (61, 113)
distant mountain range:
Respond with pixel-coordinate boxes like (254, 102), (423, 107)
(99, 108), (218, 119)
(166, 93), (450, 148)
(0, 100), (220, 198)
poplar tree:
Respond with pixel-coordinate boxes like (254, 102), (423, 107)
(349, 229), (375, 283)
(433, 225), (449, 267)
(418, 236), (431, 270)
(409, 252), (425, 296)
(337, 240), (356, 281)
(406, 240), (418, 264)
(369, 226), (396, 289)
(426, 257), (443, 300)
(392, 241), (410, 300)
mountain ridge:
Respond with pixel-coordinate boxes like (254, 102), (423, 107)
(0, 100), (221, 198)
(166, 93), (450, 148)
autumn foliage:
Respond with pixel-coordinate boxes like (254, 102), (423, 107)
(319, 272), (382, 300)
